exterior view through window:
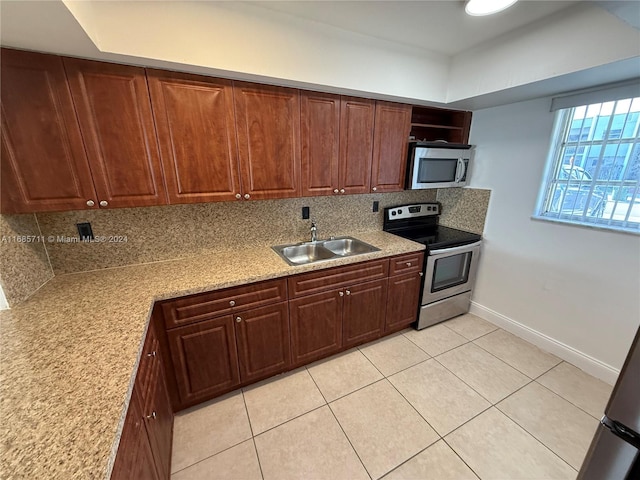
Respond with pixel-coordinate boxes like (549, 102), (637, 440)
(539, 96), (640, 233)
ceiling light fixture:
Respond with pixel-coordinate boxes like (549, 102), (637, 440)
(465, 0), (518, 16)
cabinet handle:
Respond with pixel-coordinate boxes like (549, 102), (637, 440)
(99, 200), (108, 207)
(235, 193), (241, 199)
(333, 189), (339, 194)
(372, 187), (377, 192)
(146, 411), (156, 420)
(419, 272), (424, 277)
(86, 200), (95, 207)
(406, 262), (412, 267)
(345, 290), (351, 296)
(235, 316), (242, 323)
(229, 300), (235, 307)
(146, 351), (156, 357)
(244, 194), (250, 199)
(340, 189), (345, 194)
(339, 291), (344, 297)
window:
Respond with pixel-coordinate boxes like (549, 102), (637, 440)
(537, 96), (640, 234)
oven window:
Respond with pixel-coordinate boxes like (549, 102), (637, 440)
(431, 252), (472, 291)
(418, 158), (458, 183)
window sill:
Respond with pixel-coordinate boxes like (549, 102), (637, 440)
(531, 215), (640, 236)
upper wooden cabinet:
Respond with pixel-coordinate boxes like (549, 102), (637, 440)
(64, 58), (167, 208)
(300, 92), (340, 197)
(410, 106), (472, 144)
(233, 82), (301, 200)
(339, 96), (375, 194)
(147, 70), (241, 204)
(0, 49), (98, 214)
(371, 101), (412, 193)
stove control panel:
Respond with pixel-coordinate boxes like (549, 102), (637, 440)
(386, 203), (440, 220)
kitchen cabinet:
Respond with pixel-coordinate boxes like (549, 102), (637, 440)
(0, 48), (97, 214)
(167, 315), (241, 405)
(410, 105), (472, 144)
(234, 82), (301, 200)
(111, 386), (159, 480)
(235, 302), (291, 383)
(300, 92), (340, 196)
(64, 57), (167, 208)
(147, 70), (241, 204)
(371, 101), (412, 193)
(339, 96), (375, 194)
(288, 259), (389, 365)
(385, 252), (424, 332)
(112, 322), (172, 480)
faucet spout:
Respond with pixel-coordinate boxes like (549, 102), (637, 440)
(310, 221), (318, 242)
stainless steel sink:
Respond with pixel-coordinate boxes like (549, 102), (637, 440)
(272, 236), (380, 266)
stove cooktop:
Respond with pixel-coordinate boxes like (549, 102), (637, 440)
(400, 224), (481, 251)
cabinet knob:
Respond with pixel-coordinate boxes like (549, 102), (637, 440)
(333, 189), (339, 194)
(244, 193), (250, 199)
(229, 300), (235, 307)
(86, 200), (95, 207)
(235, 316), (242, 323)
(372, 187), (377, 192)
(146, 351), (156, 357)
(99, 200), (108, 207)
(339, 291), (344, 297)
(146, 411), (156, 420)
(406, 262), (412, 267)
(340, 189), (345, 194)
(345, 290), (351, 296)
(235, 193), (242, 199)
(419, 272), (424, 277)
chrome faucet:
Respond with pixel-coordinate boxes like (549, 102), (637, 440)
(310, 221), (318, 242)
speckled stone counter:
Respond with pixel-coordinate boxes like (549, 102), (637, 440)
(0, 231), (424, 480)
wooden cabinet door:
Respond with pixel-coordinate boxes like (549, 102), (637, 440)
(0, 49), (97, 213)
(371, 101), (412, 193)
(343, 279), (387, 348)
(235, 302), (291, 383)
(233, 82), (300, 200)
(289, 290), (342, 366)
(167, 315), (240, 405)
(111, 388), (159, 480)
(300, 91), (340, 196)
(143, 356), (173, 480)
(339, 97), (375, 194)
(64, 58), (167, 208)
(385, 272), (422, 332)
(147, 70), (241, 204)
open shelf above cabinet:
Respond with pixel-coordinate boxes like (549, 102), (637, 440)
(410, 106), (472, 144)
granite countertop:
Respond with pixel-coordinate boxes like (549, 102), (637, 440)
(0, 231), (424, 480)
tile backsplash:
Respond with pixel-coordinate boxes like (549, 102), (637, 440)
(0, 213), (54, 306)
(1, 188), (491, 303)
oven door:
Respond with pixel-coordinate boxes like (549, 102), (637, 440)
(423, 241), (481, 304)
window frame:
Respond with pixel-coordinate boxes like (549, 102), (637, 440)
(534, 98), (640, 236)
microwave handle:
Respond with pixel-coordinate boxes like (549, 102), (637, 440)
(455, 158), (466, 183)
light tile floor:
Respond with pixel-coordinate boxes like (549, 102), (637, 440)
(171, 313), (613, 480)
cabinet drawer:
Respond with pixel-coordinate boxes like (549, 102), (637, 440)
(161, 279), (287, 329)
(288, 259), (388, 298)
(389, 252), (424, 277)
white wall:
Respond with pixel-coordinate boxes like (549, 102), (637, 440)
(468, 97), (640, 384)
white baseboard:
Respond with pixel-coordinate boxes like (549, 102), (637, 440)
(470, 301), (620, 385)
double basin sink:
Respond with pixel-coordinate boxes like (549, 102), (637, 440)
(272, 236), (380, 266)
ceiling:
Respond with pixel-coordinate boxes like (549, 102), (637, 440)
(247, 0), (580, 56)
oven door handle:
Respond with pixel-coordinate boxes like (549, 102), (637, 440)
(429, 241), (482, 256)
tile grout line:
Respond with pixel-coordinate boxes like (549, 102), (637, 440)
(305, 366), (374, 480)
(240, 390), (266, 480)
(439, 437), (482, 480)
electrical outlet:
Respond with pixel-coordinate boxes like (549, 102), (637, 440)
(77, 222), (94, 241)
(302, 206), (310, 219)
(372, 201), (379, 213)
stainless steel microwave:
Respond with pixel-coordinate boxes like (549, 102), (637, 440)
(406, 144), (473, 189)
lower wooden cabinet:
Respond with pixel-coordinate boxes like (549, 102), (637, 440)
(289, 290), (343, 366)
(167, 315), (241, 405)
(144, 354), (173, 480)
(343, 279), (388, 348)
(385, 271), (423, 332)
